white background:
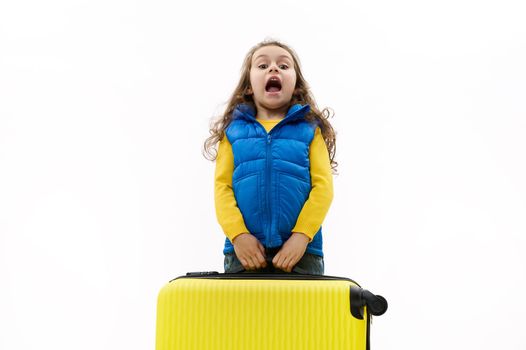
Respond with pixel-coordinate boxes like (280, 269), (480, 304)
(1, 1), (525, 349)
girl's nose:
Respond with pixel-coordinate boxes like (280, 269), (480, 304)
(268, 64), (278, 73)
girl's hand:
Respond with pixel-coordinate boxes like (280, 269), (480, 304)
(272, 232), (310, 272)
(232, 233), (267, 270)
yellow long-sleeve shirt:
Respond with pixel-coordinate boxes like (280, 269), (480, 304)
(214, 119), (333, 243)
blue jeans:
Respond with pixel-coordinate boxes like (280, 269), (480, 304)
(224, 247), (324, 275)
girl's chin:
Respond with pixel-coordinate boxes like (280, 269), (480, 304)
(256, 101), (290, 112)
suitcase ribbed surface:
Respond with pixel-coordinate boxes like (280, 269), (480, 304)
(156, 277), (367, 350)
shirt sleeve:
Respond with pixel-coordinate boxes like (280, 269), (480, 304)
(292, 127), (334, 241)
(214, 135), (249, 242)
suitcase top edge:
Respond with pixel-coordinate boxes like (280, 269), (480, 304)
(169, 272), (361, 286)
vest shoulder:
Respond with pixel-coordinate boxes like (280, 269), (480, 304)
(275, 120), (317, 143)
(225, 119), (261, 143)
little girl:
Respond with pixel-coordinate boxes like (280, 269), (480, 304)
(204, 39), (337, 275)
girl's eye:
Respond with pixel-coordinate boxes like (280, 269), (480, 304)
(257, 64), (289, 69)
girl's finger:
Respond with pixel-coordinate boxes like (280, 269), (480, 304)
(247, 255), (259, 270)
(239, 257), (249, 269)
(258, 242), (265, 255)
(286, 256), (298, 272)
(242, 255), (254, 270)
(277, 254), (287, 269)
(255, 252), (266, 267)
(272, 252), (280, 265)
(282, 256), (294, 272)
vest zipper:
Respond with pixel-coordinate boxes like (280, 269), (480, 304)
(265, 133), (272, 245)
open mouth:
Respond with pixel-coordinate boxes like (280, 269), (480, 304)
(265, 77), (282, 92)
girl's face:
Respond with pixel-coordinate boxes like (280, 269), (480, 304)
(248, 45), (297, 115)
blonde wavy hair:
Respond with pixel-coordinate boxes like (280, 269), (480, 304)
(203, 39), (338, 172)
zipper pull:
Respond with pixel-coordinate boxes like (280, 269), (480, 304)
(267, 135), (271, 143)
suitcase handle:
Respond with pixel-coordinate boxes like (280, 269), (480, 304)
(186, 271), (220, 276)
(350, 285), (388, 319)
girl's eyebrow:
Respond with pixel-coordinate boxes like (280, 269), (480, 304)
(253, 54), (293, 62)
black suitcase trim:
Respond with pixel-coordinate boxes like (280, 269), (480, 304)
(175, 271), (361, 286)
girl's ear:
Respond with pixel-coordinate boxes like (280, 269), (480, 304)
(245, 87), (253, 95)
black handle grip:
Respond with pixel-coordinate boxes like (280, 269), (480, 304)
(186, 271), (220, 277)
(350, 285), (388, 319)
(362, 290), (388, 316)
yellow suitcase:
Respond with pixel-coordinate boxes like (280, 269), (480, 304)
(156, 272), (387, 350)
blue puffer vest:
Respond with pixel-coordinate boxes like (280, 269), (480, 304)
(223, 103), (324, 257)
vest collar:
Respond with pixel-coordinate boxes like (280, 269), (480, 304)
(233, 103), (311, 123)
